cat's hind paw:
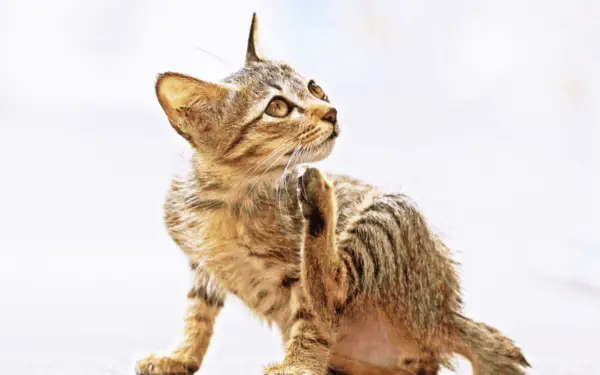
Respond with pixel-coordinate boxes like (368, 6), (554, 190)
(297, 167), (334, 237)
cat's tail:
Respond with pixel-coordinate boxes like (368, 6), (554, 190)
(451, 314), (530, 375)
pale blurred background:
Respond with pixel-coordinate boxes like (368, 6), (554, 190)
(0, 0), (598, 374)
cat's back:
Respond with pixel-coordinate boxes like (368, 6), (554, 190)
(327, 173), (382, 234)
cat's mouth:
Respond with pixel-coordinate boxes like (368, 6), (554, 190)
(315, 128), (339, 150)
(326, 126), (340, 141)
(284, 131), (338, 157)
(301, 135), (337, 162)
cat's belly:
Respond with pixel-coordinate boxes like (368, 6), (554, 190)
(330, 311), (421, 375)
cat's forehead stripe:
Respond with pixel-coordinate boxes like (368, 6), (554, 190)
(225, 61), (308, 99)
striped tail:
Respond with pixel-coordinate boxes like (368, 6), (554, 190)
(453, 314), (530, 375)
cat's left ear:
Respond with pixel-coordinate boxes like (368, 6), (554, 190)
(246, 13), (263, 64)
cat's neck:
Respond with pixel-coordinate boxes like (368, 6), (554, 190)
(190, 152), (297, 211)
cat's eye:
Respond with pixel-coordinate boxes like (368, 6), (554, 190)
(308, 80), (328, 101)
(265, 97), (290, 117)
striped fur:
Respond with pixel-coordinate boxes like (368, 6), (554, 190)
(136, 14), (529, 375)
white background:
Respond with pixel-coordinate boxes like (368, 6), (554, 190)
(0, 0), (598, 374)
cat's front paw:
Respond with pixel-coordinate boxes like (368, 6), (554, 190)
(264, 364), (314, 375)
(297, 168), (334, 236)
(135, 354), (199, 375)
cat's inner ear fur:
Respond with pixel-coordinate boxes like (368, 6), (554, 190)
(155, 72), (230, 137)
(246, 13), (263, 64)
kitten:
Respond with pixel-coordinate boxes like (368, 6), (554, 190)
(135, 14), (529, 375)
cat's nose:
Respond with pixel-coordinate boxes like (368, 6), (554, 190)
(321, 108), (337, 125)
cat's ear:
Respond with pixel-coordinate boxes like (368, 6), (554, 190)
(155, 72), (231, 138)
(245, 13), (263, 64)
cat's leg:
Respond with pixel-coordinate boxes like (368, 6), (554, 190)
(136, 267), (225, 375)
(296, 169), (445, 375)
(264, 168), (342, 375)
(296, 167), (349, 322)
(265, 288), (335, 375)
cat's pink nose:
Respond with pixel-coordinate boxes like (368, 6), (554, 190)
(321, 108), (337, 124)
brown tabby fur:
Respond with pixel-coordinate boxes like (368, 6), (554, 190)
(135, 14), (530, 375)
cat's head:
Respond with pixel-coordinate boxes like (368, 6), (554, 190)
(155, 14), (339, 177)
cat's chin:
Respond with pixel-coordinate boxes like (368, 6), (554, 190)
(302, 138), (336, 163)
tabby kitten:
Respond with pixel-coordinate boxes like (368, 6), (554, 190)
(135, 14), (529, 375)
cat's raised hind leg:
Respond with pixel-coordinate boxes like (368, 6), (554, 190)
(296, 167), (349, 322)
(264, 168), (343, 375)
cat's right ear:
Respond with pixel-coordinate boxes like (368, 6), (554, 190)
(155, 72), (231, 138)
(245, 13), (263, 64)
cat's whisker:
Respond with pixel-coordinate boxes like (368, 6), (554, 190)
(247, 146), (290, 195)
(283, 144), (301, 185)
(294, 147), (308, 171)
(275, 163), (287, 213)
(193, 45), (234, 68)
(283, 144), (303, 203)
(239, 142), (292, 189)
(276, 174), (286, 215)
(276, 170), (285, 214)
(293, 147), (311, 201)
(246, 143), (288, 177)
(277, 143), (302, 214)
